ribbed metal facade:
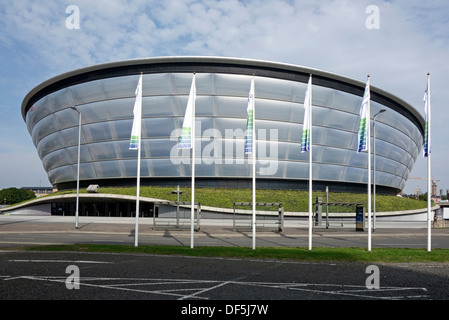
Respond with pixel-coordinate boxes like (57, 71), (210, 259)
(22, 57), (424, 194)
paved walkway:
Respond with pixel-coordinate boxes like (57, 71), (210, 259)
(0, 213), (434, 233)
(1, 214), (447, 249)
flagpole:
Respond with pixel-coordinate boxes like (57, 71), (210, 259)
(135, 126), (141, 247)
(244, 76), (256, 250)
(426, 72), (431, 252)
(367, 75), (372, 252)
(308, 75), (313, 251)
(252, 77), (256, 250)
(134, 73), (143, 247)
(357, 76), (371, 251)
(191, 73), (196, 249)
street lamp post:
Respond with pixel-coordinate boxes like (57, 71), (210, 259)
(373, 109), (386, 232)
(70, 107), (81, 229)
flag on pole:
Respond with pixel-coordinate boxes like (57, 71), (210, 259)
(357, 78), (370, 153)
(423, 79), (431, 158)
(245, 77), (255, 154)
(301, 76), (312, 153)
(244, 76), (256, 250)
(356, 76), (372, 251)
(301, 75), (313, 251)
(424, 73), (431, 252)
(129, 74), (143, 150)
(178, 74), (196, 249)
(130, 73), (143, 247)
(178, 75), (196, 150)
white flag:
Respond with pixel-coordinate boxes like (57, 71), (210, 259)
(423, 80), (431, 157)
(245, 77), (255, 154)
(301, 76), (312, 153)
(357, 78), (370, 153)
(129, 74), (142, 150)
(179, 74), (196, 149)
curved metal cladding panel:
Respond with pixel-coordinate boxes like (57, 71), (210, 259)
(22, 57), (424, 193)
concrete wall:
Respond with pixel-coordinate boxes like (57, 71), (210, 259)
(4, 203), (51, 216)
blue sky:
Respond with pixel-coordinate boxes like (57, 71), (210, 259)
(0, 0), (448, 195)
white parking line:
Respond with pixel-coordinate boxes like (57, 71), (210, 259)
(8, 259), (114, 264)
(1, 275), (429, 300)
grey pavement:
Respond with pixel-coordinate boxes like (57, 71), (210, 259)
(0, 214), (448, 249)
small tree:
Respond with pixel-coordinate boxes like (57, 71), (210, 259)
(0, 188), (36, 205)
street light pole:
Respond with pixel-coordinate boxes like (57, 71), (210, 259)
(70, 107), (81, 229)
(373, 109), (386, 232)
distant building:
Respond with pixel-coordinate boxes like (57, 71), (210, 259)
(21, 187), (57, 197)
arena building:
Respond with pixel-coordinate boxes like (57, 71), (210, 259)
(22, 56), (424, 197)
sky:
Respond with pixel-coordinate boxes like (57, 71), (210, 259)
(0, 0), (448, 195)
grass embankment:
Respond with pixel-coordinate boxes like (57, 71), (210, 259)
(52, 186), (427, 213)
(24, 244), (449, 263)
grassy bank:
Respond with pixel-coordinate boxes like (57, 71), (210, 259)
(23, 244), (449, 263)
(53, 186), (427, 213)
